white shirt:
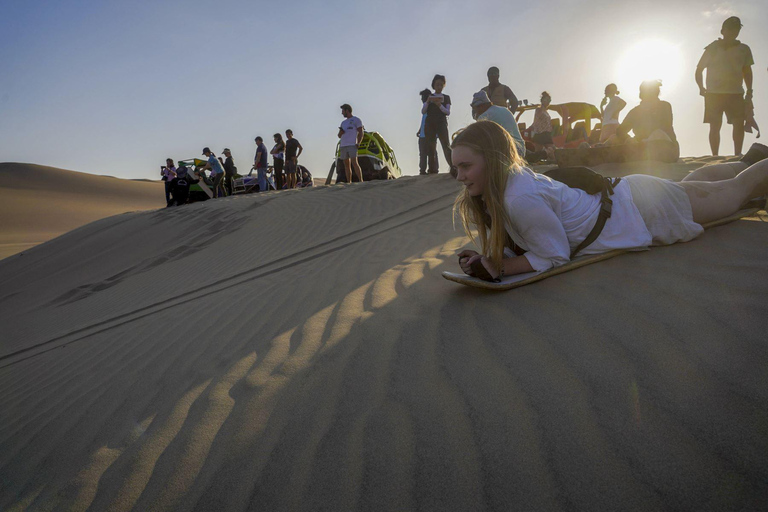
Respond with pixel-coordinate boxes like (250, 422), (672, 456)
(602, 96), (626, 126)
(504, 168), (651, 271)
(340, 116), (363, 147)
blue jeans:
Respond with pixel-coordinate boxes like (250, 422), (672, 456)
(257, 167), (268, 192)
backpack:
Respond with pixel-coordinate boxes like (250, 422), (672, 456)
(543, 167), (621, 258)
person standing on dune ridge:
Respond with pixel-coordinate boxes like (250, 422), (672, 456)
(482, 66), (519, 112)
(696, 16), (754, 156)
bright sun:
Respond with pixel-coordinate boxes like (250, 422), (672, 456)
(616, 39), (684, 93)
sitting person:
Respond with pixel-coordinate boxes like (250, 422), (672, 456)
(556, 80), (680, 166)
(531, 91), (556, 161)
(168, 165), (200, 206)
(451, 121), (768, 280)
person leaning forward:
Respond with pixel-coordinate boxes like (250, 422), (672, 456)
(696, 16), (754, 156)
(202, 147), (227, 198)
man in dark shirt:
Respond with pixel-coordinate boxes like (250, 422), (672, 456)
(252, 137), (269, 192)
(617, 80), (677, 143)
(222, 148), (236, 195)
(284, 129), (303, 189)
(482, 67), (519, 112)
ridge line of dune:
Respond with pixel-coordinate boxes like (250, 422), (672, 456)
(0, 192), (456, 368)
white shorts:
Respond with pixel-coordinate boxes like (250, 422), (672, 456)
(340, 145), (358, 159)
(625, 174), (704, 245)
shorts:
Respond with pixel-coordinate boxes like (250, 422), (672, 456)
(599, 123), (619, 142)
(533, 131), (554, 145)
(340, 145), (358, 159)
(704, 93), (745, 125)
(285, 160), (297, 175)
(625, 174), (703, 245)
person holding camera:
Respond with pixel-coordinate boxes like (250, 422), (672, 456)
(160, 158), (177, 206)
(422, 74), (452, 174)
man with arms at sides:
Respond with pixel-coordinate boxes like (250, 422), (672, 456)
(222, 148), (236, 196)
(338, 103), (364, 183)
(481, 66), (519, 112)
(471, 90), (526, 159)
(201, 147), (227, 198)
(284, 129), (303, 189)
(252, 137), (269, 192)
(696, 16), (754, 156)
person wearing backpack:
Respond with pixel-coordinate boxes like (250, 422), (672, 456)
(451, 121), (768, 281)
(169, 165), (200, 206)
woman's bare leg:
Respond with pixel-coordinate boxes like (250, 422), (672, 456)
(681, 159), (768, 224)
(682, 161), (747, 182)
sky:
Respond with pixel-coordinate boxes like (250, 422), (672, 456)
(0, 0), (766, 180)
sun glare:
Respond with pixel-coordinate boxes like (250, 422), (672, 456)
(616, 39), (684, 93)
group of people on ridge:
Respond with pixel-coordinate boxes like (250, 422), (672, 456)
(450, 15), (765, 282)
(160, 129), (310, 206)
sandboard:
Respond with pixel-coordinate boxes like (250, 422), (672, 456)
(442, 207), (760, 290)
(194, 172), (214, 199)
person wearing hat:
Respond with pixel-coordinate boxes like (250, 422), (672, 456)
(222, 148), (237, 196)
(201, 147), (227, 198)
(696, 16), (754, 157)
(481, 67), (519, 112)
(471, 90), (526, 158)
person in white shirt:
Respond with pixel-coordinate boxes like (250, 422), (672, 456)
(451, 121), (768, 280)
(160, 158), (177, 206)
(338, 103), (364, 183)
(599, 83), (626, 143)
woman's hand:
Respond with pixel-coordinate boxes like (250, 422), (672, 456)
(469, 255), (500, 281)
(458, 249), (479, 275)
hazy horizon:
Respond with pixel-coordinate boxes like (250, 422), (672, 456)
(1, 0), (765, 180)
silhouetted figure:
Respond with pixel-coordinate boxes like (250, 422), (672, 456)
(481, 67), (519, 112)
(556, 80), (679, 166)
(599, 84), (626, 142)
(696, 16), (754, 156)
(252, 137), (269, 192)
(161, 158), (177, 206)
(271, 133), (286, 190)
(422, 74), (452, 174)
(169, 165), (199, 206)
(417, 89), (437, 175)
(222, 148), (237, 196)
(284, 130), (303, 189)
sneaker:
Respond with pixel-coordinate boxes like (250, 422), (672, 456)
(740, 143), (768, 167)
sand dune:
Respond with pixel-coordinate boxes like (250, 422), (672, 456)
(0, 163), (163, 260)
(1, 162), (767, 511)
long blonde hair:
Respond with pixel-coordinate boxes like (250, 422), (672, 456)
(452, 121), (526, 270)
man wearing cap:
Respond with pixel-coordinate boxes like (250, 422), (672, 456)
(252, 137), (269, 192)
(471, 91), (526, 158)
(222, 148), (237, 196)
(338, 104), (364, 183)
(202, 147), (227, 198)
(696, 16), (754, 156)
(481, 67), (519, 112)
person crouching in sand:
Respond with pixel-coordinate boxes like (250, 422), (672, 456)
(452, 121), (768, 280)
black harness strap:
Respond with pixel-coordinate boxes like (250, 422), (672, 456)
(570, 177), (621, 259)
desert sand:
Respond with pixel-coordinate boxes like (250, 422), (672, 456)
(1, 159), (767, 511)
(0, 163), (162, 260)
